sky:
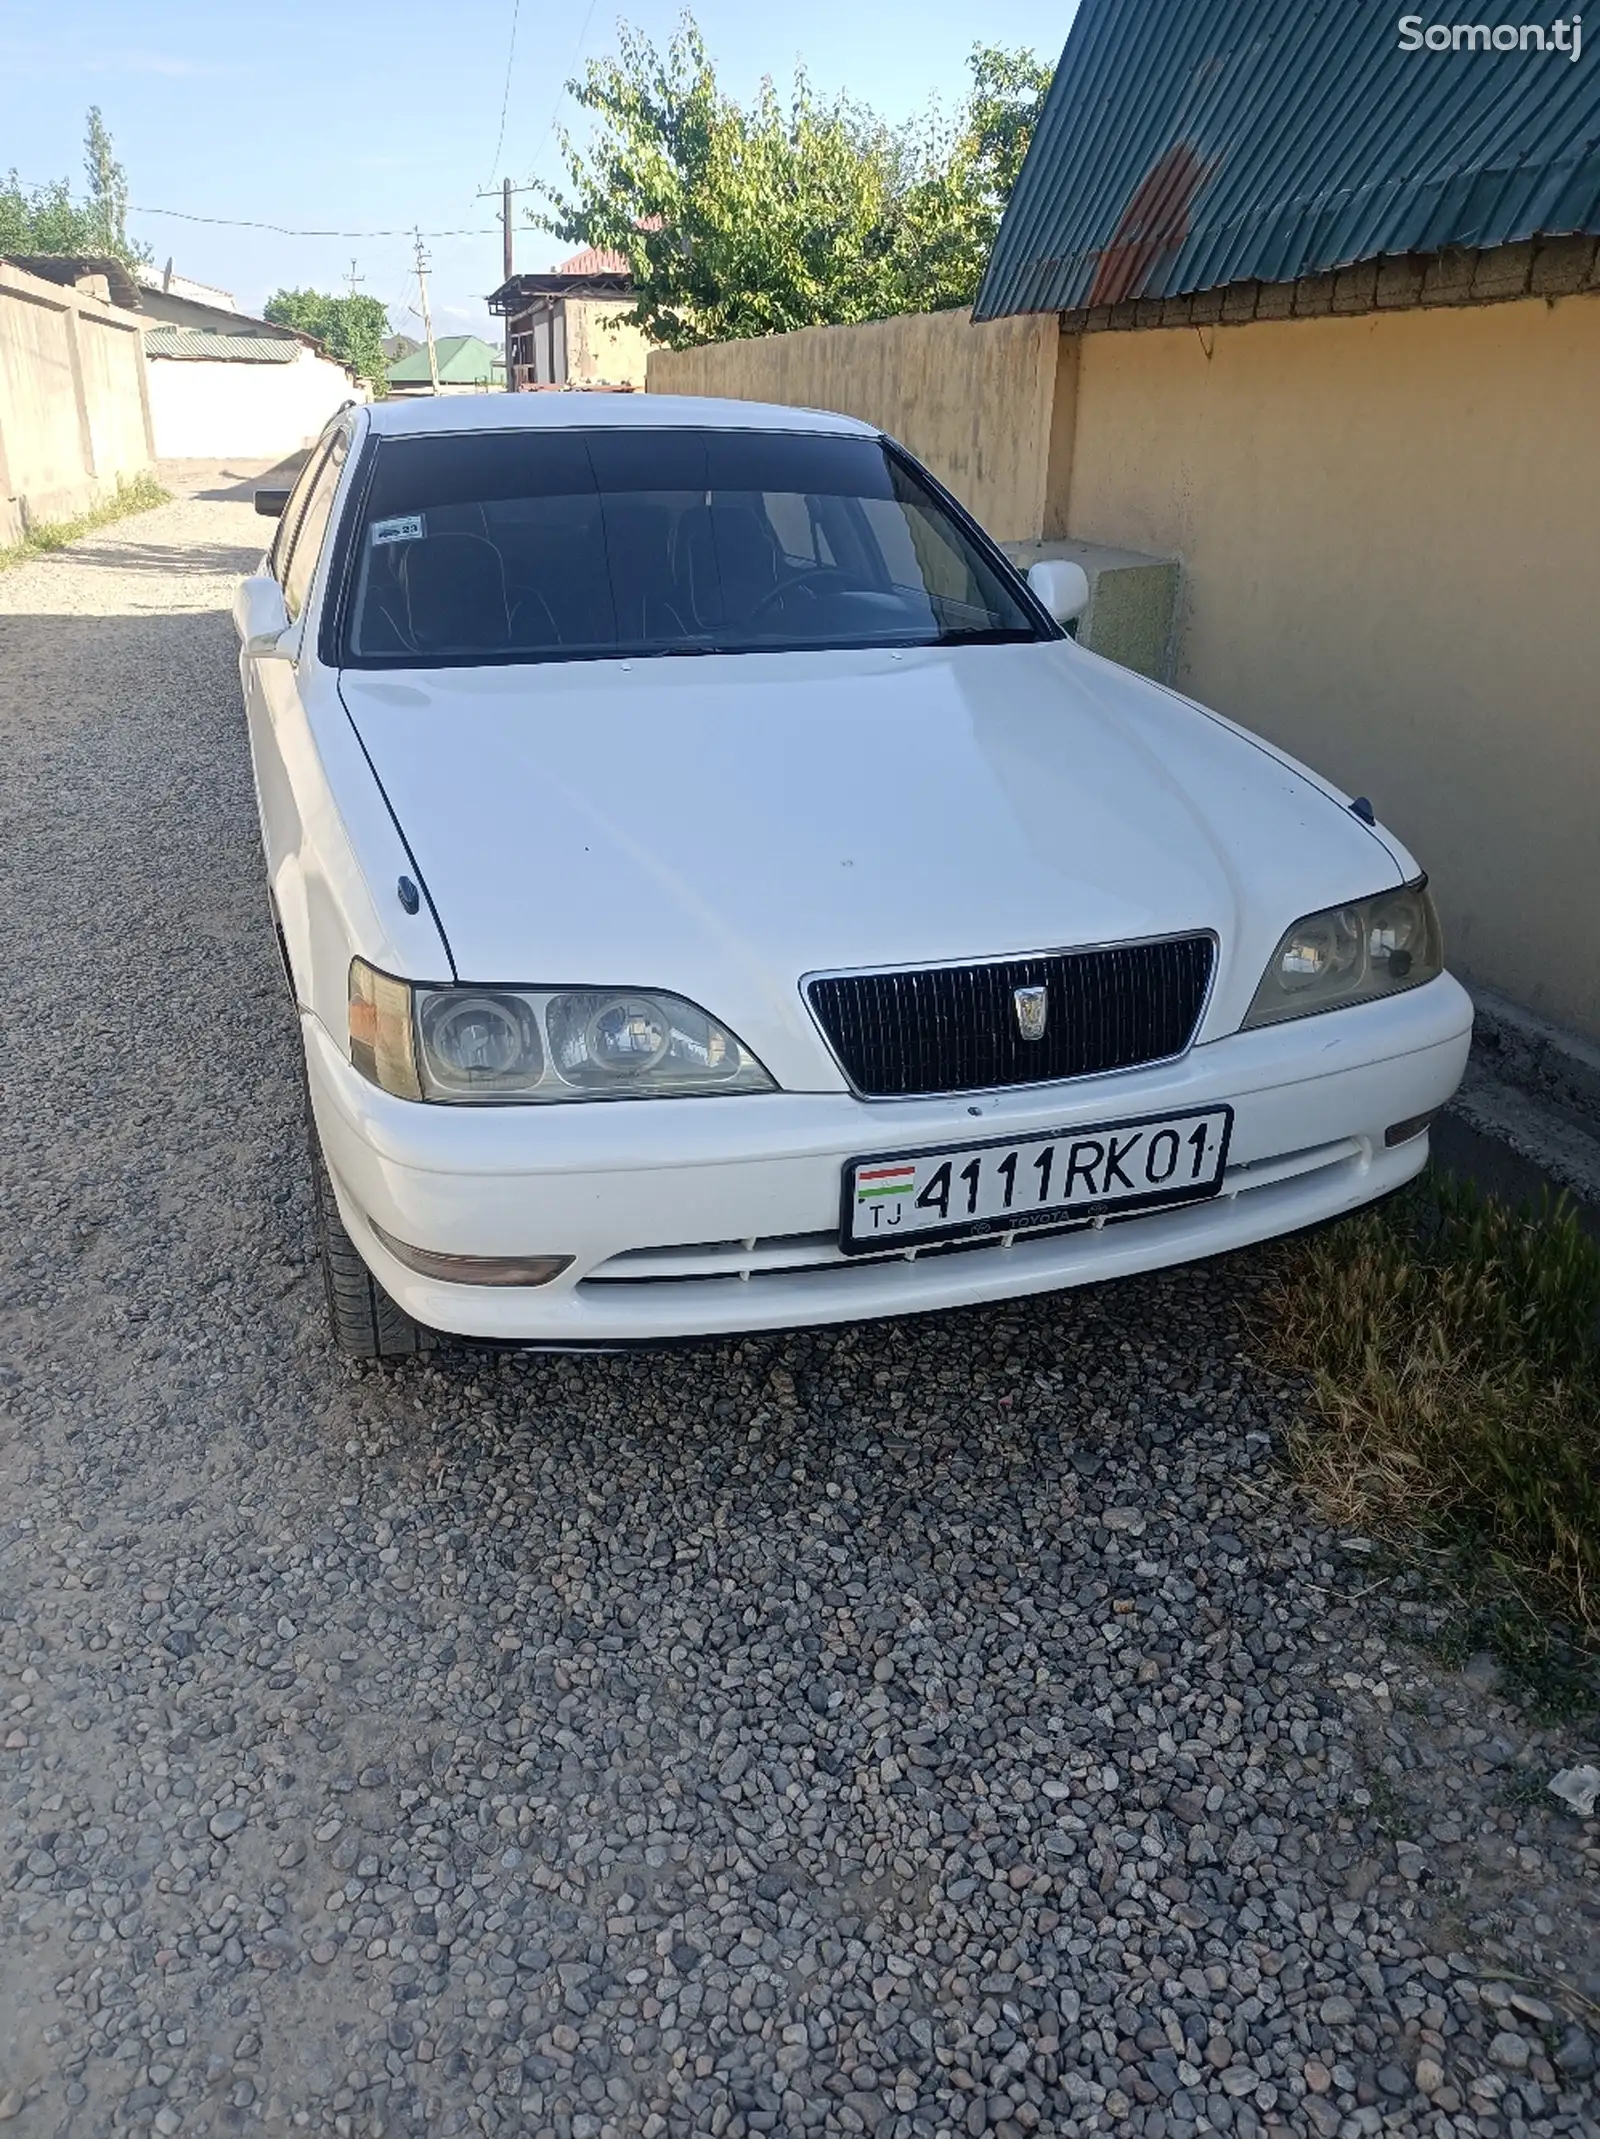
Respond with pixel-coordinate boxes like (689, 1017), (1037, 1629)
(1, 0), (1078, 344)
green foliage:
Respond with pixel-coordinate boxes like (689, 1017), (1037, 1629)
(0, 473), (170, 576)
(537, 15), (1053, 348)
(263, 289), (391, 390)
(0, 107), (150, 266)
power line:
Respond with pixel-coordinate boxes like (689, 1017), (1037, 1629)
(130, 206), (498, 237)
(9, 181), (493, 239)
(529, 0), (600, 171)
(485, 0), (523, 185)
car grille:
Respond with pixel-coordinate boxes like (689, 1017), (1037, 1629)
(806, 936), (1216, 1098)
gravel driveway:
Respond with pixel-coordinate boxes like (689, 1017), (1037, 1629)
(1, 478), (1596, 2139)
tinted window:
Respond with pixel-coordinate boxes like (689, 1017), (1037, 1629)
(282, 428), (349, 621)
(268, 438), (332, 584)
(339, 428), (1044, 666)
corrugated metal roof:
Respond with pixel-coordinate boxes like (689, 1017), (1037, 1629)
(975, 0), (1600, 318)
(144, 328), (300, 362)
(386, 334), (504, 384)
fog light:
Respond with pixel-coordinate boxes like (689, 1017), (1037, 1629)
(368, 1220), (572, 1287)
(1384, 1110), (1438, 1148)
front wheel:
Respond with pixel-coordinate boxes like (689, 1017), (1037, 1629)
(307, 1112), (432, 1360)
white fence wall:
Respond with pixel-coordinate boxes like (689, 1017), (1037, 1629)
(146, 346), (366, 459)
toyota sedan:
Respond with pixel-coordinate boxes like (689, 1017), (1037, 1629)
(234, 394), (1472, 1356)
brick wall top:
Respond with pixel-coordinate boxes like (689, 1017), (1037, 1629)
(1056, 236), (1600, 335)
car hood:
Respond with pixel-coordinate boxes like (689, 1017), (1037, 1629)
(338, 642), (1408, 1092)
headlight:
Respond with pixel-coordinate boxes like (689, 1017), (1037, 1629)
(349, 961), (775, 1103)
(1243, 881), (1443, 1030)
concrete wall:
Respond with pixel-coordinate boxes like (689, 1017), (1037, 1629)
(145, 345), (363, 459)
(568, 298), (654, 389)
(649, 309), (1064, 542)
(0, 258), (154, 544)
(1065, 294), (1600, 1043)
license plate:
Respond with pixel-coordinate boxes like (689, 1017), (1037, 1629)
(841, 1104), (1233, 1254)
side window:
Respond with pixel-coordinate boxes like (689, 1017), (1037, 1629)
(282, 429), (350, 622)
(268, 438), (333, 583)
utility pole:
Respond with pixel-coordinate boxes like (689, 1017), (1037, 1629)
(477, 181), (535, 394)
(413, 229), (440, 396)
(477, 180), (536, 287)
(344, 257), (365, 298)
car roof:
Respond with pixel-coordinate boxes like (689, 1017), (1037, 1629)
(363, 392), (879, 440)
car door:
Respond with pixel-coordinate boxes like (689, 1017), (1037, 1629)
(242, 422), (351, 925)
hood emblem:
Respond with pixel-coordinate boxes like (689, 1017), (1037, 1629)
(1013, 984), (1049, 1042)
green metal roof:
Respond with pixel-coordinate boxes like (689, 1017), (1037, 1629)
(386, 334), (504, 385)
(144, 328), (300, 362)
(976, 0), (1600, 319)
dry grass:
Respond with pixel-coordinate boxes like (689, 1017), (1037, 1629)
(0, 471), (171, 574)
(1260, 1170), (1600, 1648)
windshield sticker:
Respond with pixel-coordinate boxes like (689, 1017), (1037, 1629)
(371, 514), (424, 547)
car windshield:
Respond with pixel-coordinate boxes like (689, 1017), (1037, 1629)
(338, 426), (1046, 666)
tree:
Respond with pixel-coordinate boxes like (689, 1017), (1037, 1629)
(964, 44), (1056, 215)
(263, 289), (391, 391)
(83, 107), (132, 258)
(537, 15), (1053, 349)
(0, 108), (150, 266)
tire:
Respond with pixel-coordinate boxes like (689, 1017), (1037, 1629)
(306, 1109), (432, 1361)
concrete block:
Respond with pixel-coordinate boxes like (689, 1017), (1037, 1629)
(1189, 288), (1226, 325)
(1471, 242), (1534, 303)
(1220, 282), (1259, 324)
(1253, 281), (1295, 321)
(1293, 274), (1336, 317)
(1332, 263), (1378, 314)
(1084, 306), (1115, 333)
(1374, 255), (1426, 309)
(1420, 247), (1477, 304)
(1530, 235), (1597, 297)
(1058, 308), (1090, 334)
(1005, 536), (1181, 684)
(1159, 296), (1192, 329)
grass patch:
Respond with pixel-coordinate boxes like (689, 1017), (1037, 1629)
(1260, 1169), (1600, 1668)
(0, 471), (171, 573)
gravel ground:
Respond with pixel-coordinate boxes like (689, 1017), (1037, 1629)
(1, 480), (1597, 2139)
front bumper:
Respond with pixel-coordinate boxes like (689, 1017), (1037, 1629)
(303, 975), (1473, 1342)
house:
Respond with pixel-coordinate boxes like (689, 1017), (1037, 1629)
(131, 281), (367, 457)
(651, 0), (1600, 1050)
(965, 0), (1600, 1047)
(385, 334), (504, 395)
(488, 249), (654, 390)
(382, 333), (422, 364)
(137, 260), (239, 311)
(6, 261), (368, 459)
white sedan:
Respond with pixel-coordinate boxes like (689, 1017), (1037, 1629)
(235, 394), (1471, 1357)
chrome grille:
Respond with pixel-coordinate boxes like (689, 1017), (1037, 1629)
(806, 936), (1215, 1098)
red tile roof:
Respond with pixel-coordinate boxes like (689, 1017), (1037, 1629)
(558, 246), (632, 276)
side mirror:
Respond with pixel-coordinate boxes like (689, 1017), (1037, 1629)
(233, 573), (293, 657)
(255, 488), (292, 517)
(1027, 558), (1090, 625)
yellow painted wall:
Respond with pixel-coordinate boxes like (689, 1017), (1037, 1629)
(1067, 295), (1600, 1040)
(568, 299), (654, 389)
(648, 309), (1062, 542)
